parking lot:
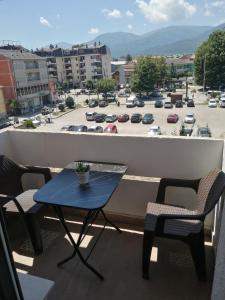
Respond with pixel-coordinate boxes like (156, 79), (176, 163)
(32, 95), (225, 138)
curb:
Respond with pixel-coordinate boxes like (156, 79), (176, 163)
(51, 108), (76, 119)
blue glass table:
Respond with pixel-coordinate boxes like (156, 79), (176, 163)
(34, 161), (127, 280)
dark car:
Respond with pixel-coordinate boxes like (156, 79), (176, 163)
(99, 100), (108, 107)
(154, 100), (163, 108)
(187, 100), (195, 107)
(197, 127), (212, 137)
(88, 100), (98, 108)
(68, 125), (88, 132)
(131, 113), (142, 123)
(118, 114), (129, 122)
(175, 100), (183, 108)
(179, 126), (193, 136)
(95, 113), (106, 123)
(87, 126), (103, 133)
(142, 113), (154, 124)
(136, 99), (145, 107)
(41, 106), (53, 115)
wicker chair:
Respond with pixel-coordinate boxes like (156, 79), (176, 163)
(142, 169), (225, 281)
(0, 155), (51, 254)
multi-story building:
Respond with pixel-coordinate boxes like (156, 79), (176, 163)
(0, 45), (50, 114)
(166, 55), (195, 75)
(35, 44), (112, 88)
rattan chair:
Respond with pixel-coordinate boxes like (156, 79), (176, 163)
(142, 169), (225, 281)
(0, 155), (51, 254)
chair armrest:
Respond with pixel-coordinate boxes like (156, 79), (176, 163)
(155, 212), (204, 233)
(24, 166), (52, 183)
(0, 194), (26, 216)
(156, 178), (200, 204)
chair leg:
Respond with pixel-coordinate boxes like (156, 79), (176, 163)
(188, 230), (206, 281)
(142, 230), (154, 280)
(25, 214), (43, 255)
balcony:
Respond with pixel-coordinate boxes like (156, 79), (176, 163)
(0, 130), (225, 299)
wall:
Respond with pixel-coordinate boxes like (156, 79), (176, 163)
(1, 130), (223, 229)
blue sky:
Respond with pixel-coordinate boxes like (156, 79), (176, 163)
(0, 0), (225, 49)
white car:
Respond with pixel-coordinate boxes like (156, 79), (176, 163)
(220, 97), (225, 108)
(208, 99), (217, 108)
(148, 126), (161, 136)
(184, 113), (195, 124)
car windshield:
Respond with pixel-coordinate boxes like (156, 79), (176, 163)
(200, 128), (209, 133)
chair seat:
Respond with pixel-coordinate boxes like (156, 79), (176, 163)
(4, 189), (42, 214)
(145, 202), (202, 236)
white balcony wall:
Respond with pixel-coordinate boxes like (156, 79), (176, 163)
(1, 130), (224, 230)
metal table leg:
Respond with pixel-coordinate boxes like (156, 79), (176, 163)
(53, 206), (104, 280)
(100, 209), (122, 233)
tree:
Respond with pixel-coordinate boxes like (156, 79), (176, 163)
(65, 96), (75, 108)
(126, 54), (132, 63)
(86, 80), (94, 90)
(130, 56), (167, 94)
(195, 31), (225, 89)
(96, 79), (116, 98)
(8, 99), (20, 115)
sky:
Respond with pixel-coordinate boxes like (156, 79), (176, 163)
(0, 0), (225, 49)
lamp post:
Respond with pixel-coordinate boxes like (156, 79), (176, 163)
(203, 54), (207, 93)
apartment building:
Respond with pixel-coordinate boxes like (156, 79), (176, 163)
(35, 44), (112, 88)
(166, 55), (195, 75)
(0, 45), (49, 114)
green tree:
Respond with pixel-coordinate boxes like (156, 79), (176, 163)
(130, 56), (167, 94)
(96, 79), (116, 99)
(195, 31), (225, 89)
(126, 54), (132, 63)
(65, 96), (75, 108)
(8, 99), (20, 115)
(86, 80), (94, 90)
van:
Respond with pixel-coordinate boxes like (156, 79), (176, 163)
(126, 95), (137, 108)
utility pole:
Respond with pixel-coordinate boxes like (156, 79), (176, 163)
(203, 54), (207, 93)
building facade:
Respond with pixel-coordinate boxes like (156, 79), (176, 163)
(35, 44), (112, 88)
(0, 46), (49, 114)
(166, 55), (194, 75)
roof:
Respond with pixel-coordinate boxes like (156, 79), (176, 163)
(0, 49), (46, 60)
(166, 57), (194, 65)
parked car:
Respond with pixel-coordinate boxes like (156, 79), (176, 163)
(187, 100), (195, 107)
(61, 125), (73, 131)
(142, 113), (154, 124)
(104, 124), (118, 134)
(175, 100), (183, 108)
(31, 117), (41, 126)
(179, 126), (193, 136)
(184, 113), (195, 124)
(197, 127), (212, 137)
(220, 97), (225, 108)
(154, 100), (163, 108)
(118, 114), (129, 122)
(68, 125), (88, 132)
(126, 95), (137, 108)
(118, 91), (126, 97)
(99, 100), (108, 107)
(136, 99), (145, 107)
(88, 100), (98, 108)
(208, 99), (217, 108)
(95, 113), (106, 123)
(87, 126), (103, 133)
(41, 106), (53, 115)
(85, 112), (97, 121)
(167, 113), (179, 123)
(131, 113), (142, 123)
(105, 114), (117, 123)
(164, 101), (173, 109)
(148, 126), (161, 136)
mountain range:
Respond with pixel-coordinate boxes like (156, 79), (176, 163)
(56, 23), (225, 58)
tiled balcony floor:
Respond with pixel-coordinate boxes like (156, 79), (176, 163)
(8, 213), (213, 300)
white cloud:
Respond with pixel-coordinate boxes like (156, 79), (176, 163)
(128, 24), (133, 30)
(126, 10), (134, 17)
(40, 17), (51, 27)
(88, 27), (99, 34)
(136, 0), (196, 23)
(211, 1), (225, 7)
(102, 9), (122, 18)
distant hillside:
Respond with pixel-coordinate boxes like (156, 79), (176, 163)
(88, 24), (225, 57)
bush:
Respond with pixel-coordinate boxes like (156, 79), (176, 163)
(23, 120), (36, 129)
(65, 97), (75, 108)
(58, 104), (65, 112)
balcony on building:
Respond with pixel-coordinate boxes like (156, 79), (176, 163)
(0, 129), (225, 300)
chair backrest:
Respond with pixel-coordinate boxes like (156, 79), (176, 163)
(0, 155), (26, 196)
(197, 169), (225, 215)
